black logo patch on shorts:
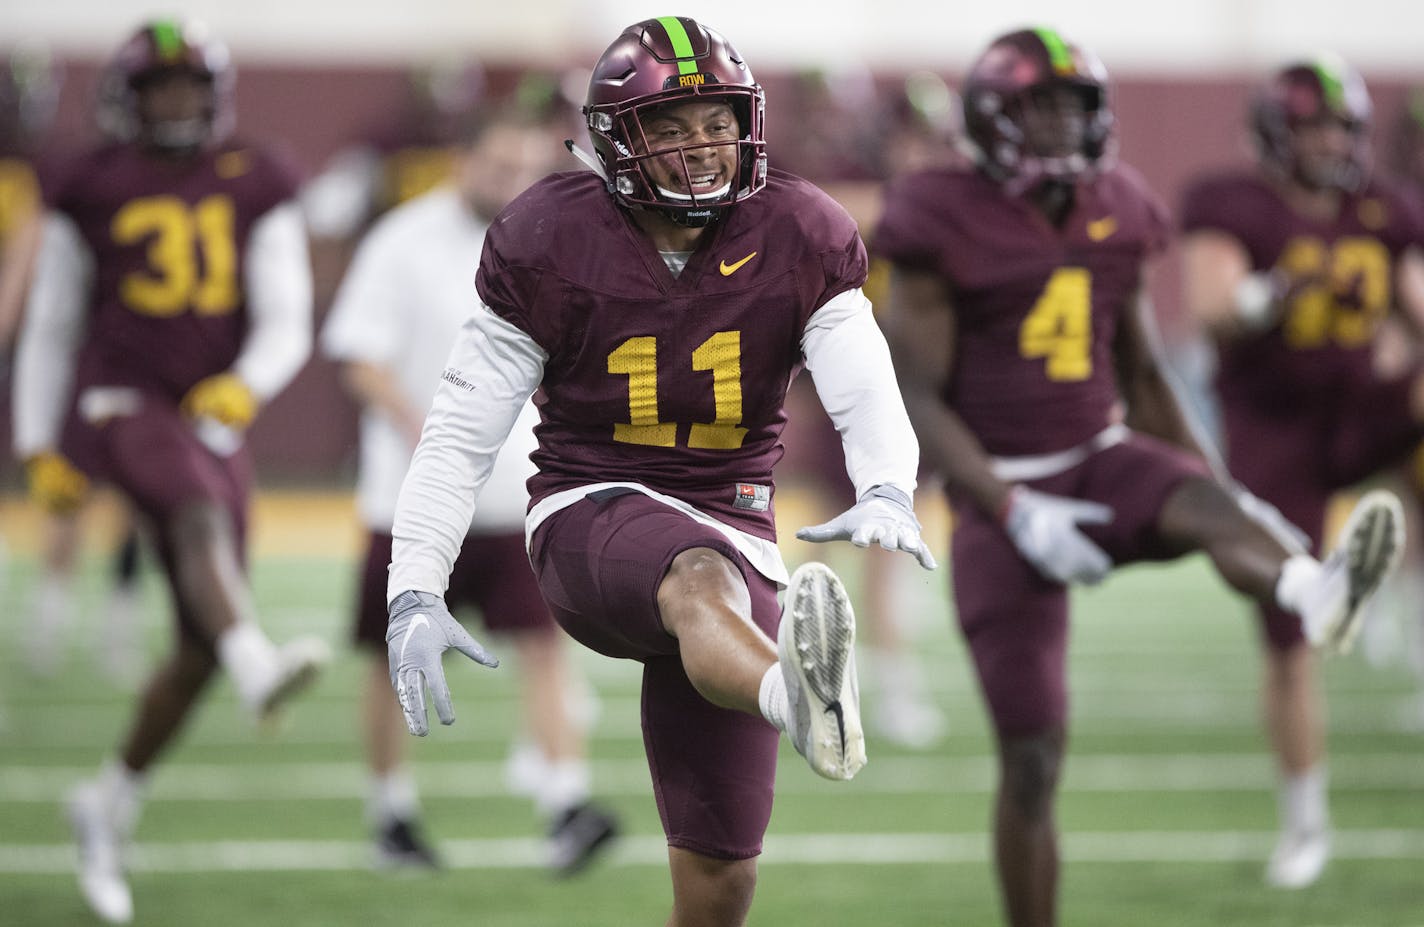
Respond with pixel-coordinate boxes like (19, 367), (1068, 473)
(733, 483), (770, 512)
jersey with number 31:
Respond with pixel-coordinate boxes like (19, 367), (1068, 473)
(874, 163), (1168, 456)
(477, 168), (866, 541)
(47, 140), (300, 400)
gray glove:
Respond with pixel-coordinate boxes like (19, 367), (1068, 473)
(1002, 486), (1114, 585)
(387, 590), (499, 736)
(796, 484), (937, 570)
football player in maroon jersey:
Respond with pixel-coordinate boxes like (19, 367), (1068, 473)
(383, 16), (934, 926)
(11, 20), (327, 924)
(877, 29), (1405, 925)
(1180, 56), (1424, 887)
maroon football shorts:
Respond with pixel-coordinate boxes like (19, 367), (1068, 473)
(355, 531), (554, 649)
(530, 489), (781, 859)
(1222, 372), (1422, 648)
(951, 434), (1210, 737)
(78, 394), (252, 644)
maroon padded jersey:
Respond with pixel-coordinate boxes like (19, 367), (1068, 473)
(476, 168), (867, 541)
(1179, 171), (1424, 407)
(46, 139), (300, 401)
(873, 164), (1168, 456)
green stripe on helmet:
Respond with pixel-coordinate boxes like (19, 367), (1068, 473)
(151, 20), (184, 61)
(657, 16), (700, 76)
(1312, 57), (1346, 113)
(1034, 27), (1075, 75)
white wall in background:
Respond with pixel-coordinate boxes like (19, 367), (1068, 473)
(1, 0), (1420, 74)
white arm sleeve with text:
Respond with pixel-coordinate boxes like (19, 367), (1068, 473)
(387, 306), (546, 602)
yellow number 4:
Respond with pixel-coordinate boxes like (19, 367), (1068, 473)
(1020, 267), (1092, 381)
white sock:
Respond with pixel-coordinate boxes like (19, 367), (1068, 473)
(216, 623), (279, 707)
(758, 663), (789, 734)
(536, 759), (591, 820)
(36, 571), (75, 633)
(1274, 554), (1332, 642)
(1278, 766), (1328, 835)
(368, 770), (420, 827)
(96, 757), (146, 836)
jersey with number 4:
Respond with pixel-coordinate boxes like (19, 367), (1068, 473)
(47, 140), (300, 400)
(1179, 172), (1424, 408)
(873, 164), (1168, 457)
(477, 168), (867, 541)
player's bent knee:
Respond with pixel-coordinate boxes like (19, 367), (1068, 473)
(168, 500), (235, 550)
(669, 849), (758, 924)
(999, 734), (1065, 814)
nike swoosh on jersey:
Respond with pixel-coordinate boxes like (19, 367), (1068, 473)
(399, 613), (431, 661)
(1086, 217), (1118, 241)
(719, 251), (758, 276)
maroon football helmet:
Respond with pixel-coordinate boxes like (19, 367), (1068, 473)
(584, 16), (766, 226)
(1250, 56), (1372, 193)
(961, 27), (1114, 193)
(98, 19), (234, 151)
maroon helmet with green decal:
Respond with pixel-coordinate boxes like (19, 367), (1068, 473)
(961, 27), (1114, 193)
(98, 18), (235, 151)
(1250, 55), (1372, 192)
(584, 15), (766, 226)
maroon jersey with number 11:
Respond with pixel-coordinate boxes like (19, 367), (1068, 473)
(477, 167), (867, 541)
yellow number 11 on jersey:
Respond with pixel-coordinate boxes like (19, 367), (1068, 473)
(607, 331), (749, 450)
(1020, 267), (1093, 381)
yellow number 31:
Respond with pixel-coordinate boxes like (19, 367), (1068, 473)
(1019, 267), (1092, 381)
(112, 194), (238, 318)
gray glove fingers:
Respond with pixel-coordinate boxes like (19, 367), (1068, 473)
(450, 628), (500, 669)
(850, 522), (879, 548)
(1074, 538), (1113, 585)
(425, 661), (458, 726)
(912, 542), (938, 571)
(399, 667), (430, 736)
(1065, 498), (1114, 525)
(795, 522), (840, 543)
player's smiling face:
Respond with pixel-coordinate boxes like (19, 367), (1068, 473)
(634, 100), (740, 198)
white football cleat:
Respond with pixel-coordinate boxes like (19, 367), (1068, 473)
(1265, 827), (1330, 889)
(67, 783), (134, 924)
(250, 636), (330, 720)
(1305, 490), (1405, 655)
(778, 562), (866, 780)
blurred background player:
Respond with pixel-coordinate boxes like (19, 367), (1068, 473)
(1179, 54), (1424, 880)
(877, 28), (1405, 925)
(300, 56), (488, 243)
(321, 102), (618, 873)
(1367, 87), (1424, 727)
(10, 20), (329, 923)
(0, 43), (149, 688)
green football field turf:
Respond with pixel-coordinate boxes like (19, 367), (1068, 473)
(3, 549), (1423, 926)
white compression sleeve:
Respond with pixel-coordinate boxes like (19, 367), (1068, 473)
(234, 202), (313, 401)
(800, 287), (920, 499)
(12, 213), (91, 458)
(387, 306), (546, 602)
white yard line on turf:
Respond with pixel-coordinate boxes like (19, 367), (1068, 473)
(3, 753), (1423, 802)
(3, 829), (1424, 874)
